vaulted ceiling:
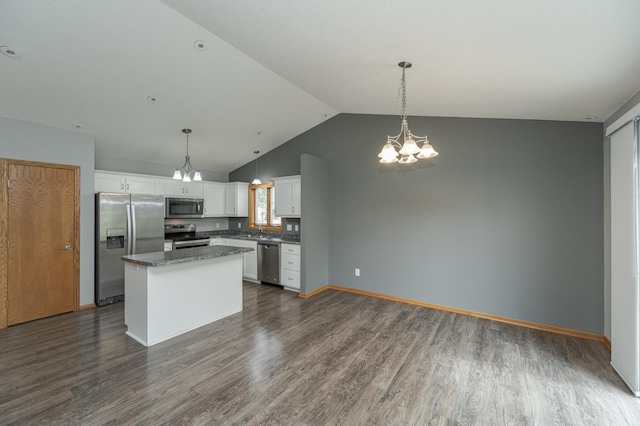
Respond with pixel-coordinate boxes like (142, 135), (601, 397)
(1, 0), (639, 173)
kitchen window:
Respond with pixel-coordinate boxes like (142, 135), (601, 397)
(249, 183), (282, 230)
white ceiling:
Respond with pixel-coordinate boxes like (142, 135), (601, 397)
(1, 1), (640, 174)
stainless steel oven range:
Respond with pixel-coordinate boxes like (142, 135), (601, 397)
(164, 224), (210, 250)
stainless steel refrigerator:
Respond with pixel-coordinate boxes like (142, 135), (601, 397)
(95, 192), (165, 306)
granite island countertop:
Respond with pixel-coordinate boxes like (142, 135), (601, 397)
(122, 245), (253, 267)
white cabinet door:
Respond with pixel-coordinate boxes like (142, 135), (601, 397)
(280, 243), (301, 291)
(243, 250), (258, 281)
(227, 238), (257, 281)
(273, 176), (301, 217)
(125, 176), (155, 194)
(209, 238), (229, 246)
(203, 182), (226, 217)
(185, 181), (203, 197)
(274, 179), (292, 217)
(225, 184), (237, 216)
(162, 180), (186, 196)
(95, 172), (155, 194)
(225, 183), (249, 217)
(163, 180), (203, 197)
(95, 172), (126, 193)
(291, 178), (301, 216)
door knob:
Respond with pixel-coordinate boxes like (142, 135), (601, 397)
(59, 245), (72, 251)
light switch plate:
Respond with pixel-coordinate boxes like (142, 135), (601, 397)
(294, 225), (299, 231)
(287, 224), (292, 231)
(216, 223), (220, 229)
(237, 223), (241, 229)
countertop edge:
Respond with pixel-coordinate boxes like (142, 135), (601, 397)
(122, 245), (252, 267)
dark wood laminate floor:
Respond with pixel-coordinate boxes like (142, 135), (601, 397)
(1, 282), (639, 425)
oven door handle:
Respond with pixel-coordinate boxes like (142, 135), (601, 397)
(173, 239), (210, 248)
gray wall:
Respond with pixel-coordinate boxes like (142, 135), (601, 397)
(300, 154), (330, 294)
(231, 113), (604, 334)
(96, 154), (228, 182)
(602, 87), (640, 339)
(0, 116), (96, 305)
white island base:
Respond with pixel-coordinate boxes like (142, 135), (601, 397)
(124, 254), (243, 347)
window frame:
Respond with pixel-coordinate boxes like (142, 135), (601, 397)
(249, 182), (282, 231)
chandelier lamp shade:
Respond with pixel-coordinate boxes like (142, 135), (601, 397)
(251, 150), (262, 185)
(172, 128), (202, 182)
(378, 61), (439, 164)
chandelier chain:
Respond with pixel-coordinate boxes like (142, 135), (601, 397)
(401, 66), (407, 120)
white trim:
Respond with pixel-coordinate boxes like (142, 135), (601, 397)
(606, 101), (640, 136)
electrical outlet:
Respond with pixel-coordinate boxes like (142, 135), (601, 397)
(215, 223), (220, 229)
(237, 223), (241, 229)
(355, 268), (360, 277)
(294, 225), (299, 231)
(287, 224), (292, 231)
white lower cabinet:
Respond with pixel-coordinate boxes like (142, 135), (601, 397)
(226, 238), (258, 281)
(280, 243), (301, 291)
(209, 238), (228, 246)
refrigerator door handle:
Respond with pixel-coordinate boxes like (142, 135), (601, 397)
(130, 204), (137, 254)
(126, 203), (133, 255)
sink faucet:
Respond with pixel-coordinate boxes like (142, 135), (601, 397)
(258, 225), (263, 237)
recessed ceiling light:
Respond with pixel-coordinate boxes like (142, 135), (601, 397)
(322, 113), (330, 118)
(147, 96), (159, 103)
(193, 40), (207, 51)
(0, 46), (22, 58)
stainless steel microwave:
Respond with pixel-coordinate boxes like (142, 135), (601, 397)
(165, 197), (204, 218)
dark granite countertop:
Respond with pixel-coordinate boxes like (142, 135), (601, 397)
(122, 245), (253, 267)
(197, 231), (301, 245)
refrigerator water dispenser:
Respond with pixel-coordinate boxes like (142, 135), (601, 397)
(106, 228), (125, 249)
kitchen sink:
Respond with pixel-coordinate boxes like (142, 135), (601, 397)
(257, 236), (282, 242)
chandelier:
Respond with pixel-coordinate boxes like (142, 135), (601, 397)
(172, 128), (202, 182)
(378, 61), (439, 164)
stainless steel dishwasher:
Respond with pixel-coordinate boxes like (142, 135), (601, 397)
(258, 241), (280, 285)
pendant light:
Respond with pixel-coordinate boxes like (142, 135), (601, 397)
(172, 128), (202, 182)
(251, 150), (262, 185)
(378, 61), (439, 164)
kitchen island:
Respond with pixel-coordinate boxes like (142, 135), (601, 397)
(121, 245), (252, 347)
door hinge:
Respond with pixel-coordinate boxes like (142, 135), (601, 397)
(6, 180), (9, 188)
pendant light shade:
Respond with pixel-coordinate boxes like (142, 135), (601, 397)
(251, 150), (262, 185)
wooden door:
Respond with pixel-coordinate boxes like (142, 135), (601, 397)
(5, 161), (79, 325)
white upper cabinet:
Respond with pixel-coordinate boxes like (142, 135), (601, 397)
(95, 171), (155, 194)
(203, 182), (226, 217)
(225, 182), (248, 217)
(273, 175), (301, 217)
(158, 178), (204, 198)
